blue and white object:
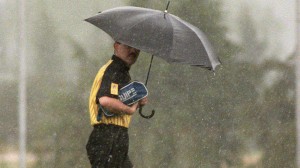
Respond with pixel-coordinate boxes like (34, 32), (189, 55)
(119, 81), (148, 105)
(98, 81), (148, 119)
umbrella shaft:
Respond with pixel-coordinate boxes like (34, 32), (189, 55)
(145, 55), (154, 86)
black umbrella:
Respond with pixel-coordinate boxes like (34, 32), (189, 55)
(85, 2), (221, 118)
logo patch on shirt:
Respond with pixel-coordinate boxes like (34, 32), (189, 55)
(111, 83), (119, 95)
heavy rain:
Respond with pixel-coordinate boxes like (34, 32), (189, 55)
(0, 0), (297, 167)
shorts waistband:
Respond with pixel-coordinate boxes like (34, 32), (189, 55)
(93, 124), (128, 131)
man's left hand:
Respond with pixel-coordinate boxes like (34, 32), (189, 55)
(138, 97), (148, 107)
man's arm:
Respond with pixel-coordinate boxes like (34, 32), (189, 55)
(99, 96), (138, 115)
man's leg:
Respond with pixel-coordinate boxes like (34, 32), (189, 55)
(86, 125), (114, 167)
(107, 126), (133, 168)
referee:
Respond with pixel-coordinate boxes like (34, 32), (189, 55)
(86, 42), (148, 168)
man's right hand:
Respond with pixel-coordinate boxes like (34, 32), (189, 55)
(99, 96), (138, 115)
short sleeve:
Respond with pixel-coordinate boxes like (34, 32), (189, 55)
(96, 69), (119, 103)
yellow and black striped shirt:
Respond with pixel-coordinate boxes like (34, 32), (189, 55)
(89, 55), (132, 128)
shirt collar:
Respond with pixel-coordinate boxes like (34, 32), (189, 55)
(111, 55), (130, 71)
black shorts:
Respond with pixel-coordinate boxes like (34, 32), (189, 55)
(86, 124), (133, 168)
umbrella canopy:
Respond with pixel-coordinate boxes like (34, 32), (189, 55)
(85, 6), (220, 71)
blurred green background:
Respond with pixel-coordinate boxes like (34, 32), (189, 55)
(0, 0), (296, 167)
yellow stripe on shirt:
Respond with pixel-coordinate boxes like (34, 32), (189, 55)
(88, 59), (132, 128)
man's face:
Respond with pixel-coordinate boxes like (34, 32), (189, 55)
(114, 43), (140, 67)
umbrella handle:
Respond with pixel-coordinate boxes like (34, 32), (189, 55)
(139, 107), (155, 119)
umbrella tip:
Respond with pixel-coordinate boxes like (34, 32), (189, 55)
(164, 1), (170, 13)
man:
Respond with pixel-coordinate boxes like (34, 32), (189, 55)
(86, 42), (147, 168)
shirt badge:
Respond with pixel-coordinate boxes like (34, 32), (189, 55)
(111, 83), (119, 95)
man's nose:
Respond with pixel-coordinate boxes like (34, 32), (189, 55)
(130, 47), (140, 53)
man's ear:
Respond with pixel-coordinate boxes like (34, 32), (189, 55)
(114, 42), (118, 50)
(113, 42), (119, 55)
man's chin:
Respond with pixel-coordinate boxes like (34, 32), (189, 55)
(129, 55), (138, 61)
(128, 59), (137, 66)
